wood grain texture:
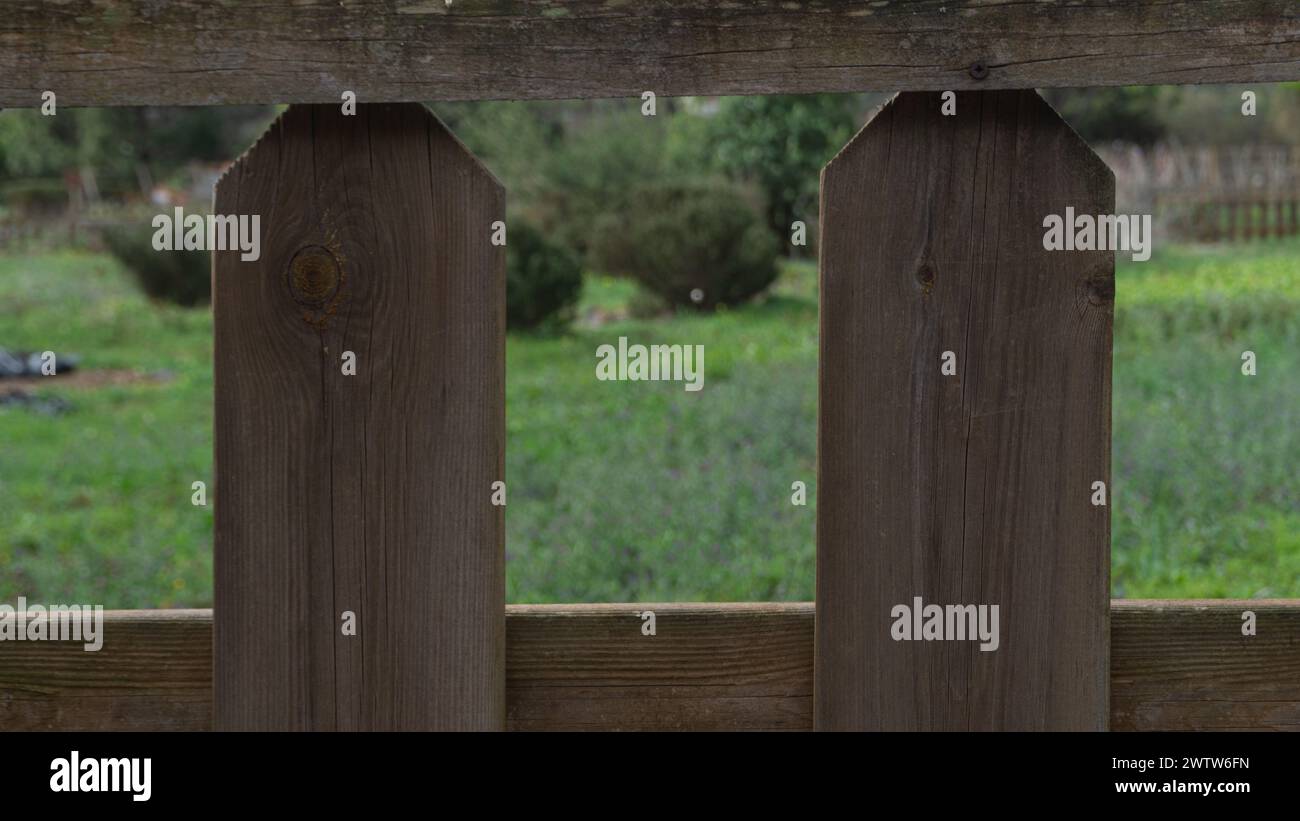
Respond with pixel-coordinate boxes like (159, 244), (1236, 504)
(1, 603), (1296, 731)
(816, 90), (1113, 730)
(505, 603), (813, 731)
(213, 103), (505, 730)
(1112, 601), (1300, 731)
(2, 1), (1297, 108)
(0, 610), (213, 732)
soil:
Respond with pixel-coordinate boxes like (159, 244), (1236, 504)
(0, 369), (173, 396)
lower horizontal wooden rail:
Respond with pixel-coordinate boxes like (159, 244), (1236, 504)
(1, 601), (1297, 731)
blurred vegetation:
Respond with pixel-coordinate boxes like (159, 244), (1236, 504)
(0, 106), (276, 198)
(4, 84), (1297, 202)
(1042, 82), (1300, 146)
(0, 253), (213, 606)
(590, 179), (780, 311)
(102, 224), (210, 307)
(667, 95), (858, 245)
(1, 85), (1297, 605)
(1042, 87), (1170, 145)
(506, 219), (583, 331)
(1, 242), (1296, 605)
(1112, 243), (1300, 597)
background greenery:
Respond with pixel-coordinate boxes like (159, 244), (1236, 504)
(1, 86), (1298, 606)
(1, 240), (1295, 606)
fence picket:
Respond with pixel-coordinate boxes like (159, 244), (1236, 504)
(213, 103), (505, 730)
(815, 90), (1112, 730)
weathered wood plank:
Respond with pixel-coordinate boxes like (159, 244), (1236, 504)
(505, 603), (814, 731)
(816, 90), (1113, 730)
(213, 103), (506, 730)
(0, 610), (213, 732)
(1112, 601), (1300, 732)
(2, 1), (1297, 108)
(0, 603), (1296, 731)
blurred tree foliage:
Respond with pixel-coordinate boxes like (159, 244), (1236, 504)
(1043, 86), (1168, 145)
(1156, 82), (1300, 146)
(505, 218), (584, 331)
(2, 85), (1296, 243)
(436, 100), (677, 257)
(102, 223), (211, 306)
(590, 178), (780, 311)
(1043, 84), (1300, 146)
(0, 106), (276, 195)
(436, 94), (862, 256)
(683, 94), (859, 242)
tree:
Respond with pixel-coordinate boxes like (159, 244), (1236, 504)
(692, 94), (858, 245)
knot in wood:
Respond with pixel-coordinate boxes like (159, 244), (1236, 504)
(916, 261), (936, 294)
(1085, 273), (1115, 306)
(288, 246), (341, 307)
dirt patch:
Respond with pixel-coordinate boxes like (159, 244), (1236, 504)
(0, 368), (173, 396)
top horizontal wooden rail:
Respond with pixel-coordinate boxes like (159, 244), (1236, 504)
(2, 1), (1298, 109)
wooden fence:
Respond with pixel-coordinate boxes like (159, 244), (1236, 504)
(1157, 191), (1300, 243)
(2, 1), (1299, 732)
(1098, 143), (1300, 242)
(2, 602), (1299, 731)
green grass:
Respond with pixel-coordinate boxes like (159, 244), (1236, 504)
(507, 265), (818, 602)
(0, 242), (1296, 606)
(0, 252), (213, 606)
(1111, 242), (1300, 597)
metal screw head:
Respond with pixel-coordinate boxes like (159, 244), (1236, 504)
(969, 61), (989, 81)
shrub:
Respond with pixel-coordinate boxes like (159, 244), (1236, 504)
(684, 94), (859, 248)
(507, 220), (583, 331)
(102, 225), (210, 307)
(533, 110), (673, 259)
(436, 102), (673, 263)
(590, 180), (780, 311)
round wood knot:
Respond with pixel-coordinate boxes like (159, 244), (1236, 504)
(288, 246), (341, 307)
(1085, 273), (1115, 306)
(916, 262), (936, 294)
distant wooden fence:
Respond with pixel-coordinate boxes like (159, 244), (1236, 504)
(1098, 143), (1300, 243)
(2, 1), (1299, 732)
(0, 215), (83, 246)
(1157, 191), (1300, 243)
(0, 210), (148, 248)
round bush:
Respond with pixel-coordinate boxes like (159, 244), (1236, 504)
(590, 180), (779, 311)
(102, 224), (210, 307)
(506, 220), (583, 331)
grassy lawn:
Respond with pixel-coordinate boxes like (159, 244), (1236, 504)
(1111, 243), (1300, 597)
(1, 242), (1296, 607)
(0, 252), (213, 606)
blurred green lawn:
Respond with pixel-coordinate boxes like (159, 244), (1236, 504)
(1, 242), (1297, 607)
